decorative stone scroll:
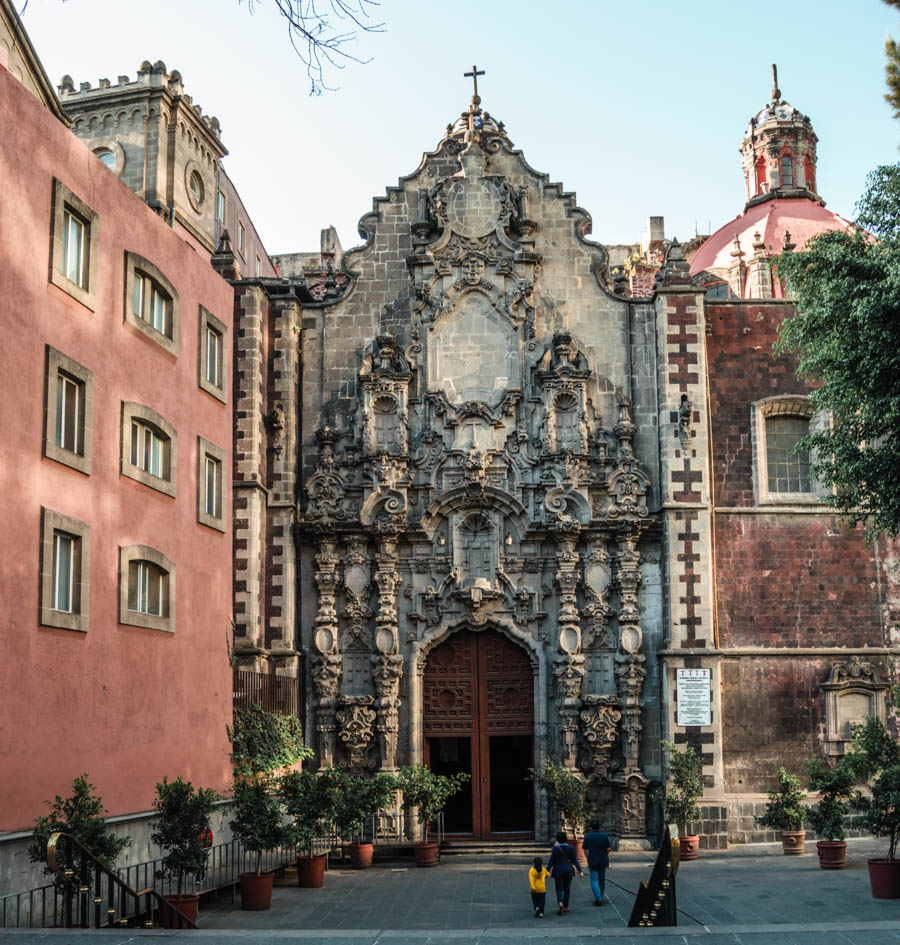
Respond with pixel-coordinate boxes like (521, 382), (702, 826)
(580, 694), (621, 782)
(336, 696), (377, 773)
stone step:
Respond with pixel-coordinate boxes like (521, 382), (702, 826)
(439, 840), (551, 856)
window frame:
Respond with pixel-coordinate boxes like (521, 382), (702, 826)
(119, 544), (175, 633)
(197, 436), (227, 532)
(43, 346), (94, 475)
(237, 220), (246, 258)
(198, 306), (228, 403)
(752, 395), (822, 505)
(121, 401), (177, 497)
(49, 179), (98, 311)
(780, 153), (795, 189)
(39, 508), (90, 632)
(124, 252), (179, 356)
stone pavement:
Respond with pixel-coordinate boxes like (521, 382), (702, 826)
(3, 838), (900, 944)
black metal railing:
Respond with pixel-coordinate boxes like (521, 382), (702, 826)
(233, 669), (300, 716)
(45, 832), (196, 930)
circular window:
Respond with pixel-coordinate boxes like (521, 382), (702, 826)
(189, 171), (204, 208)
(95, 149), (116, 170)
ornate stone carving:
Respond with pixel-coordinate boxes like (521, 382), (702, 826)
(341, 537), (372, 650)
(620, 770), (649, 838)
(580, 694), (622, 783)
(336, 696), (377, 773)
(372, 653), (404, 771)
(304, 429), (351, 524)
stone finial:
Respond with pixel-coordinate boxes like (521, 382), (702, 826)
(752, 230), (766, 254)
(211, 230), (240, 281)
(730, 234), (745, 260)
(59, 75), (74, 93)
(782, 230), (796, 253)
(658, 239), (692, 287)
(771, 63), (781, 103)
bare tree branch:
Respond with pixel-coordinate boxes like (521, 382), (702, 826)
(241, 0), (384, 95)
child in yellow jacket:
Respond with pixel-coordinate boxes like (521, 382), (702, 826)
(529, 856), (551, 917)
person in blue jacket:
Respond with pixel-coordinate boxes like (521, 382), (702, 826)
(581, 820), (612, 906)
(547, 830), (583, 914)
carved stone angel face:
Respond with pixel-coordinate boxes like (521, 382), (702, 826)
(463, 255), (485, 286)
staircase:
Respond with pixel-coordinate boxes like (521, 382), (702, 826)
(45, 832), (196, 930)
(440, 839), (551, 856)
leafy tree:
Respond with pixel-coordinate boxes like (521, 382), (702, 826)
(229, 778), (293, 874)
(660, 741), (704, 835)
(151, 777), (219, 897)
(806, 757), (855, 841)
(528, 759), (588, 835)
(229, 705), (313, 778)
(278, 768), (343, 855)
(846, 716), (900, 862)
(884, 0), (900, 119)
(29, 774), (131, 882)
(331, 770), (399, 842)
(239, 0), (384, 94)
(756, 767), (807, 832)
(397, 765), (470, 845)
(775, 164), (900, 539)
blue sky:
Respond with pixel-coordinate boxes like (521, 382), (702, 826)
(21, 0), (899, 255)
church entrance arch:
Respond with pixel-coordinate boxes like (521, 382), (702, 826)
(423, 628), (534, 838)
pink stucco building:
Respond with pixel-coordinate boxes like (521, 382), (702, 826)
(0, 32), (233, 858)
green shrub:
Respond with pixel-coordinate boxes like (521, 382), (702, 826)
(756, 767), (807, 832)
(528, 759), (587, 835)
(660, 740), (704, 835)
(398, 766), (470, 844)
(846, 717), (900, 861)
(279, 769), (342, 855)
(806, 757), (854, 841)
(29, 774), (130, 884)
(229, 705), (312, 778)
(332, 771), (399, 842)
(151, 776), (219, 896)
(229, 779), (293, 874)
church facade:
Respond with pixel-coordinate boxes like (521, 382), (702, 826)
(228, 77), (900, 847)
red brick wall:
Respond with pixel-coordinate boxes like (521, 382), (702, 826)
(715, 514), (885, 648)
(706, 301), (807, 508)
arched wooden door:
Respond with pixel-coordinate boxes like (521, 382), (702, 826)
(423, 629), (534, 838)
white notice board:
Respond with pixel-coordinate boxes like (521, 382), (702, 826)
(676, 668), (711, 726)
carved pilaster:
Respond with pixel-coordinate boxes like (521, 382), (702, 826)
(553, 519), (583, 770)
(372, 653), (404, 771)
(313, 539), (342, 770)
(614, 528), (646, 776)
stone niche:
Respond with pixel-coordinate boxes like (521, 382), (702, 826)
(428, 292), (519, 405)
(822, 656), (889, 755)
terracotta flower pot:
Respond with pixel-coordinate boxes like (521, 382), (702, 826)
(816, 840), (847, 870)
(296, 853), (327, 888)
(679, 834), (700, 861)
(239, 871), (274, 911)
(570, 836), (587, 867)
(867, 858), (900, 898)
(780, 829), (806, 855)
(161, 894), (199, 927)
(413, 841), (440, 867)
(349, 842), (374, 869)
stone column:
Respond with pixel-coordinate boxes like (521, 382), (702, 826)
(372, 535), (404, 771)
(552, 519), (584, 771)
(311, 538), (341, 770)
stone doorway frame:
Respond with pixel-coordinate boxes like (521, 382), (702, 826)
(409, 615), (550, 841)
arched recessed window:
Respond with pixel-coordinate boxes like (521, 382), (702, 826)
(554, 391), (580, 450)
(766, 414), (810, 493)
(95, 148), (116, 171)
(119, 545), (175, 632)
(705, 282), (730, 299)
(755, 155), (767, 195)
(781, 155), (795, 189)
(458, 513), (494, 583)
(753, 396), (824, 503)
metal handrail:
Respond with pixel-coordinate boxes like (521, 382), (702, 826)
(46, 832), (196, 930)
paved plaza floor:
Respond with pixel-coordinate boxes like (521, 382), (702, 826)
(4, 838), (900, 944)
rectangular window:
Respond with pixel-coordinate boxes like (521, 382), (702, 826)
(238, 221), (245, 256)
(255, 255), (261, 277)
(41, 508), (90, 632)
(55, 372), (82, 454)
(206, 326), (221, 387)
(52, 531), (75, 612)
(132, 272), (172, 338)
(217, 191), (225, 225)
(131, 421), (164, 478)
(129, 560), (163, 616)
(62, 210), (86, 286)
(766, 415), (811, 493)
(205, 455), (220, 517)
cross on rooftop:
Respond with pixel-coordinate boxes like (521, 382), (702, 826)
(464, 65), (485, 101)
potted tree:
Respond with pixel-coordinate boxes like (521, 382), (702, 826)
(29, 774), (131, 891)
(845, 716), (900, 897)
(528, 759), (588, 865)
(150, 776), (219, 925)
(398, 765), (470, 867)
(661, 740), (704, 860)
(229, 778), (293, 910)
(279, 769), (342, 888)
(806, 756), (854, 870)
(756, 767), (807, 854)
(332, 771), (399, 869)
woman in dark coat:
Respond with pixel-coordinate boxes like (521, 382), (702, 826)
(547, 830), (584, 914)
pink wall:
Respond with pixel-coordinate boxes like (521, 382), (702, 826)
(0, 66), (234, 831)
